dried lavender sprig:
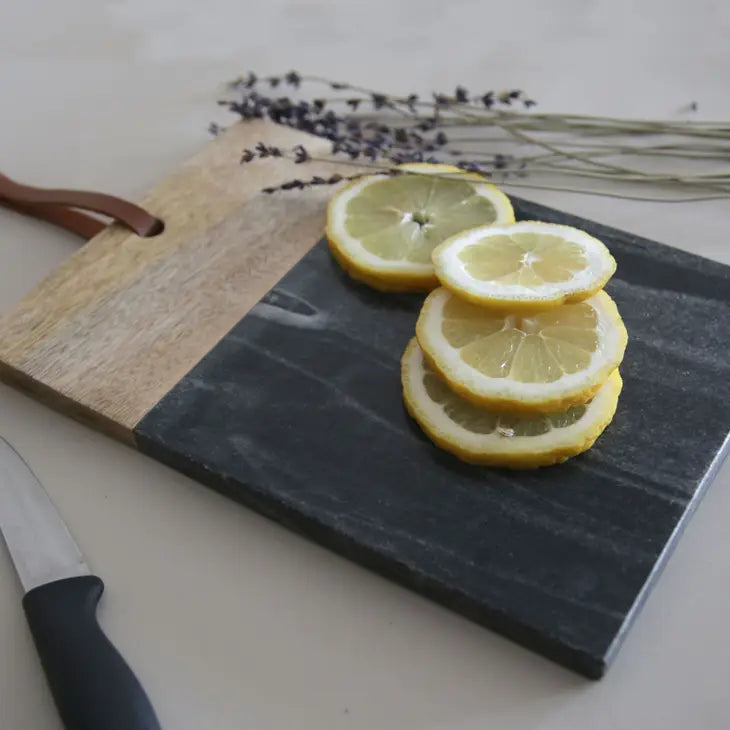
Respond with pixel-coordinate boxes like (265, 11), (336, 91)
(256, 156), (730, 202)
(261, 172), (368, 193)
(231, 102), (730, 192)
(221, 91), (509, 168)
(227, 71), (536, 113)
(224, 103), (442, 163)
(218, 72), (730, 200)
(496, 118), (730, 193)
(240, 139), (512, 175)
(240, 134), (730, 194)
(224, 82), (712, 181)
(220, 80), (533, 148)
(241, 142), (730, 202)
(225, 71), (730, 145)
(225, 93), (730, 174)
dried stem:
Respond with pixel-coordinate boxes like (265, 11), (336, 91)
(219, 71), (730, 203)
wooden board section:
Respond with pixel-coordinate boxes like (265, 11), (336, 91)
(0, 121), (356, 442)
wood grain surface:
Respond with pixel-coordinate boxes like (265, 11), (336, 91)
(0, 120), (355, 442)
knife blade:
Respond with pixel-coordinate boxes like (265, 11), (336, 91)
(0, 438), (161, 730)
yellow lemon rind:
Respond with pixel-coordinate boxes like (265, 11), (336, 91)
(328, 236), (439, 292)
(437, 277), (613, 313)
(326, 164), (514, 292)
(431, 220), (616, 312)
(415, 287), (628, 415)
(401, 338), (622, 469)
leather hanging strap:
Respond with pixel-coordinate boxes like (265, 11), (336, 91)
(0, 172), (164, 240)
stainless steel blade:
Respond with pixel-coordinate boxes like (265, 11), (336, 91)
(0, 438), (89, 593)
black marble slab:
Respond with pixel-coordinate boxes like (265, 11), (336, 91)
(136, 198), (730, 678)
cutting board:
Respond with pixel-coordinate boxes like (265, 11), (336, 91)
(2, 120), (729, 678)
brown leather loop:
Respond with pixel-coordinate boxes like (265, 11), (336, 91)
(0, 172), (164, 239)
(0, 199), (107, 239)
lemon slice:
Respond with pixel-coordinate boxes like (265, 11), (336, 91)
(416, 287), (627, 413)
(326, 163), (515, 292)
(402, 338), (622, 468)
(432, 221), (616, 311)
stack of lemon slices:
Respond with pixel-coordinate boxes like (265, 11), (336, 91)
(326, 164), (628, 469)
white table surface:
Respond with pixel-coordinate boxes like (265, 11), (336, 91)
(2, 1), (729, 728)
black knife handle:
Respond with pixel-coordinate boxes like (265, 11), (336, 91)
(22, 575), (161, 730)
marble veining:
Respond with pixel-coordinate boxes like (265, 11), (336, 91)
(136, 198), (730, 678)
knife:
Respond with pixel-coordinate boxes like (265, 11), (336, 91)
(0, 438), (161, 730)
